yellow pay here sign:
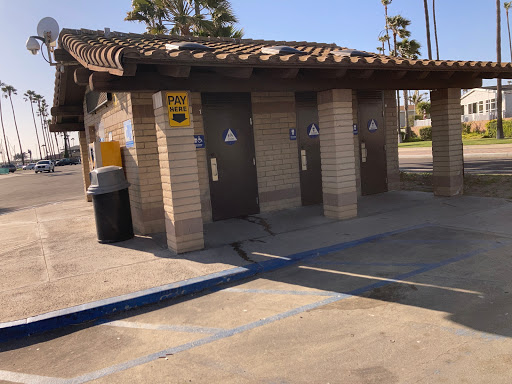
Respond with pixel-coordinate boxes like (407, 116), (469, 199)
(167, 92), (190, 127)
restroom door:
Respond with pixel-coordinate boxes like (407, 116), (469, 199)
(296, 92), (323, 206)
(202, 93), (259, 221)
(357, 91), (388, 195)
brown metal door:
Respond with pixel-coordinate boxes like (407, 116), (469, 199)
(296, 92), (323, 206)
(202, 93), (259, 221)
(357, 91), (388, 195)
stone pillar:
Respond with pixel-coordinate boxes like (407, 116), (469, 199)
(78, 130), (91, 202)
(431, 88), (463, 196)
(152, 91), (204, 253)
(318, 89), (358, 219)
(384, 91), (400, 191)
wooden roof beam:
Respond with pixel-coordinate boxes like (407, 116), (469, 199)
(74, 67), (92, 86)
(49, 122), (84, 132)
(51, 105), (84, 117)
(157, 65), (191, 78)
(215, 67), (253, 78)
(391, 70), (408, 80)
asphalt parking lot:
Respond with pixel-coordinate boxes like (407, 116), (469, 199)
(0, 166), (84, 214)
(2, 223), (512, 383)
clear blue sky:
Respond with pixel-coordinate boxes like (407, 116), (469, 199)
(0, 0), (507, 159)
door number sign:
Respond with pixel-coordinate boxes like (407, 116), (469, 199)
(368, 119), (378, 133)
(307, 123), (319, 138)
(167, 92), (190, 127)
(222, 128), (238, 145)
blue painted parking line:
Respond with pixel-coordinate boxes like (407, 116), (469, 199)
(49, 239), (509, 384)
(0, 223), (430, 342)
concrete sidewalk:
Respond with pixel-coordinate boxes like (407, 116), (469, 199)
(2, 191), (512, 328)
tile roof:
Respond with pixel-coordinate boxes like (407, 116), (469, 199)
(58, 28), (512, 77)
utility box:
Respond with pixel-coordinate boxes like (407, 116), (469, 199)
(88, 141), (122, 170)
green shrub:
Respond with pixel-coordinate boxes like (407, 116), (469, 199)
(462, 123), (472, 134)
(485, 119), (512, 138)
(419, 126), (432, 140)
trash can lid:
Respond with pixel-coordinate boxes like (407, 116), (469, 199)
(87, 166), (130, 195)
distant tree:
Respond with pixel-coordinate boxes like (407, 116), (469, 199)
(24, 90), (43, 159)
(0, 81), (10, 164)
(497, 0), (504, 139)
(1, 85), (24, 164)
(33, 94), (49, 158)
(423, 0), (432, 60)
(125, 0), (167, 34)
(505, 1), (512, 61)
(417, 101), (431, 118)
(432, 0), (439, 59)
(387, 15), (411, 56)
(396, 38), (421, 140)
(409, 90), (428, 115)
(381, 0), (392, 54)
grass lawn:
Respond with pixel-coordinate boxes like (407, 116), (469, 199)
(398, 137), (512, 148)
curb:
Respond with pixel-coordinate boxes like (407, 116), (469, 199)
(0, 224), (427, 343)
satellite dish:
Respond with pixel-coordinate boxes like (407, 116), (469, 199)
(37, 17), (59, 43)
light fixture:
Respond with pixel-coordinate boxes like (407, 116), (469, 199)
(26, 17), (60, 67)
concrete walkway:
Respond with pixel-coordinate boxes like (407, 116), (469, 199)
(2, 191), (512, 326)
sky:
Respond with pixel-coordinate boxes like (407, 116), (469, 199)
(0, 0), (508, 162)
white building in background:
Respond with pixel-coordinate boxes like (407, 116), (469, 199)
(460, 85), (512, 123)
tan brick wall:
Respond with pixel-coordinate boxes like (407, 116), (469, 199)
(318, 89), (358, 219)
(252, 92), (301, 212)
(153, 91), (204, 253)
(431, 88), (463, 196)
(351, 91), (361, 196)
(190, 93), (212, 223)
(384, 91), (400, 191)
(83, 92), (164, 234)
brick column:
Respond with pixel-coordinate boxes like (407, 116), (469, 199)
(152, 91), (204, 253)
(384, 91), (400, 190)
(431, 88), (463, 196)
(318, 89), (358, 219)
(78, 130), (91, 202)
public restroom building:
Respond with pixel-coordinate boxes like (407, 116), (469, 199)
(50, 28), (512, 253)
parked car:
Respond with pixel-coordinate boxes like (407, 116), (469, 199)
(35, 160), (55, 173)
(56, 158), (75, 166)
(23, 163), (36, 170)
(5, 164), (16, 173)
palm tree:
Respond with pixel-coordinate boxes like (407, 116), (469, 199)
(409, 90), (427, 115)
(126, 0), (242, 37)
(497, 0), (504, 139)
(39, 99), (55, 158)
(423, 0), (432, 60)
(432, 0), (440, 59)
(505, 2), (512, 61)
(381, 0), (392, 54)
(387, 15), (411, 56)
(24, 90), (43, 160)
(33, 94), (49, 158)
(397, 38), (421, 140)
(0, 81), (10, 164)
(125, 0), (167, 34)
(1, 85), (24, 164)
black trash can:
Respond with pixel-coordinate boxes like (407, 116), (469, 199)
(87, 166), (134, 243)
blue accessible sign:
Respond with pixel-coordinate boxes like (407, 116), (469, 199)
(222, 128), (238, 145)
(307, 123), (319, 138)
(353, 124), (358, 135)
(194, 135), (205, 149)
(367, 119), (378, 133)
(289, 128), (297, 140)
